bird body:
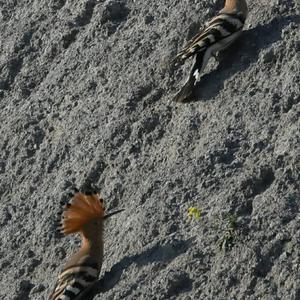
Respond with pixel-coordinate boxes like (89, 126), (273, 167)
(173, 0), (248, 102)
(49, 192), (123, 300)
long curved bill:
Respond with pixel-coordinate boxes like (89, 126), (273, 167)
(104, 209), (124, 219)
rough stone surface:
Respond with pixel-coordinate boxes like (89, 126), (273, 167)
(0, 0), (299, 299)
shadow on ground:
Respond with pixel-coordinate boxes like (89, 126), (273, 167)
(84, 238), (193, 299)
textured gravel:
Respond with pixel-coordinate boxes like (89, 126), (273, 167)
(0, 0), (299, 299)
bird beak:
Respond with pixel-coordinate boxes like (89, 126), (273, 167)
(104, 209), (124, 219)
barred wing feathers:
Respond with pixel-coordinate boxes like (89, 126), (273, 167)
(175, 12), (246, 63)
(49, 264), (99, 300)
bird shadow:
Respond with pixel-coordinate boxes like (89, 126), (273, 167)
(179, 14), (300, 102)
(84, 238), (193, 299)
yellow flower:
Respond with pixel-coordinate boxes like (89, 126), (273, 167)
(188, 207), (201, 220)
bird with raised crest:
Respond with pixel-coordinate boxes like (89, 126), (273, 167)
(49, 189), (123, 300)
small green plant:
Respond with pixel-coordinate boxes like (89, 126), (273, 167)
(218, 214), (237, 252)
(188, 207), (201, 221)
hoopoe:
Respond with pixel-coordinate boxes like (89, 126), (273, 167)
(173, 0), (248, 102)
(49, 191), (123, 300)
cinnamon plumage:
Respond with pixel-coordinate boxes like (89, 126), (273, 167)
(49, 192), (123, 300)
(173, 0), (248, 102)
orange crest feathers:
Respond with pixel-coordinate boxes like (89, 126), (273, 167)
(60, 192), (105, 235)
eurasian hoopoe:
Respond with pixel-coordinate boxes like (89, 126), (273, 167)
(173, 0), (248, 102)
(49, 191), (123, 300)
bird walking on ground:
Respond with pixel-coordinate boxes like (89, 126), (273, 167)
(49, 190), (123, 300)
(173, 0), (248, 102)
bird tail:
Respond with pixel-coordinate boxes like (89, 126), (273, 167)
(59, 192), (105, 235)
(173, 76), (196, 102)
(173, 51), (205, 102)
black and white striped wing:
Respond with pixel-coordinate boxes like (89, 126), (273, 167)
(49, 265), (99, 300)
(175, 12), (246, 62)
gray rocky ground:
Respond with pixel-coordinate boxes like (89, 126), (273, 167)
(0, 0), (299, 299)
